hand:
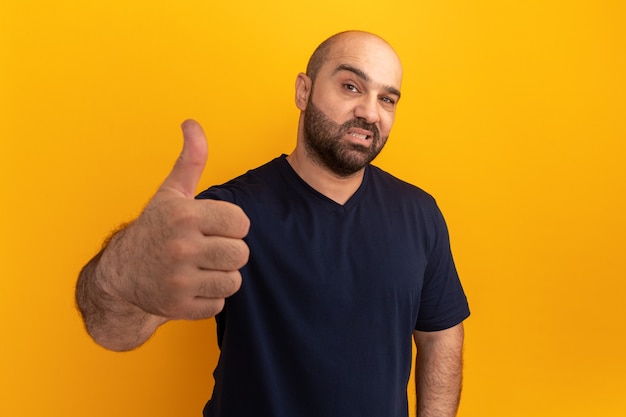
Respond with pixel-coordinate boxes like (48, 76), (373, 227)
(101, 120), (250, 321)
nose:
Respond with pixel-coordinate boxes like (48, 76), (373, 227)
(353, 94), (380, 125)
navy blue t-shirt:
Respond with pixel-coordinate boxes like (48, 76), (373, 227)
(197, 155), (469, 417)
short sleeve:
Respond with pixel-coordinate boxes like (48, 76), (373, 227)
(415, 206), (470, 332)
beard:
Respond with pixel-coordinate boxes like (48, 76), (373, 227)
(303, 98), (388, 177)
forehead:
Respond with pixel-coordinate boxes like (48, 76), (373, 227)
(320, 34), (403, 90)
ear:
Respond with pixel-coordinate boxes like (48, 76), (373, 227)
(295, 72), (312, 111)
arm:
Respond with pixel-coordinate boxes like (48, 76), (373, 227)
(75, 120), (250, 351)
(75, 227), (167, 351)
(413, 323), (465, 417)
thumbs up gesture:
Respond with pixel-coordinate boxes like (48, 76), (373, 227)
(77, 120), (250, 350)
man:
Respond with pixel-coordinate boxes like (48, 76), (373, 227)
(76, 31), (470, 417)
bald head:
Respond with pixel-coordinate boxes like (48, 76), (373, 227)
(306, 31), (402, 83)
(291, 31), (403, 180)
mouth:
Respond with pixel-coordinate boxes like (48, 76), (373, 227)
(350, 132), (369, 140)
(347, 128), (374, 141)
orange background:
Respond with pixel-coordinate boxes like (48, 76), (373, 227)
(1, 1), (625, 416)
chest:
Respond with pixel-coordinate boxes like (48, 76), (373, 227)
(240, 198), (430, 325)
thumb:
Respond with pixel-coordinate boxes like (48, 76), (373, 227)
(160, 119), (208, 198)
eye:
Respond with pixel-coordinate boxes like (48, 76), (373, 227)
(380, 96), (396, 105)
(343, 83), (359, 93)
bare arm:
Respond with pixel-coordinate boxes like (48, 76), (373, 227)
(75, 120), (250, 351)
(75, 226), (168, 351)
(413, 323), (465, 417)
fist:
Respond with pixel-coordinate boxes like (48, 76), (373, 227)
(106, 120), (250, 320)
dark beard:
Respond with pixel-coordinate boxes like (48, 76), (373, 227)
(303, 99), (387, 177)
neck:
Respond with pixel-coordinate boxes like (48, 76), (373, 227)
(286, 147), (365, 206)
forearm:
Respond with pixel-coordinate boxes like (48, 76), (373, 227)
(414, 324), (465, 417)
(75, 231), (166, 351)
(75, 120), (249, 350)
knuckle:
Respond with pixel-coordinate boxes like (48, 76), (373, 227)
(156, 200), (202, 235)
(232, 206), (251, 236)
(219, 270), (243, 295)
(229, 271), (243, 292)
(219, 239), (250, 269)
(168, 202), (200, 229)
(165, 238), (198, 262)
(199, 299), (226, 319)
(196, 270), (241, 299)
(208, 200), (251, 237)
(181, 298), (226, 320)
(230, 238), (249, 261)
(156, 274), (193, 317)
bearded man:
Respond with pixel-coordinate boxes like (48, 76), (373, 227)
(76, 30), (470, 417)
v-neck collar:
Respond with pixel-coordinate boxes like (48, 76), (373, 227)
(277, 154), (369, 213)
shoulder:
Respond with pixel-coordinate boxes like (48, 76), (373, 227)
(196, 156), (285, 204)
(367, 164), (438, 208)
(365, 165), (450, 240)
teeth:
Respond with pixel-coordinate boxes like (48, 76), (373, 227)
(350, 133), (368, 140)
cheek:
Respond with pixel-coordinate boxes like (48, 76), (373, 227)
(327, 105), (354, 126)
(311, 90), (353, 124)
(380, 113), (395, 137)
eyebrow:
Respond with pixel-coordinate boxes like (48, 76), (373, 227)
(333, 64), (402, 99)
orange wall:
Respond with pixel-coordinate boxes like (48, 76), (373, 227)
(1, 1), (625, 416)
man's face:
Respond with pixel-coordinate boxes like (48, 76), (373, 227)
(303, 96), (386, 177)
(300, 33), (403, 177)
